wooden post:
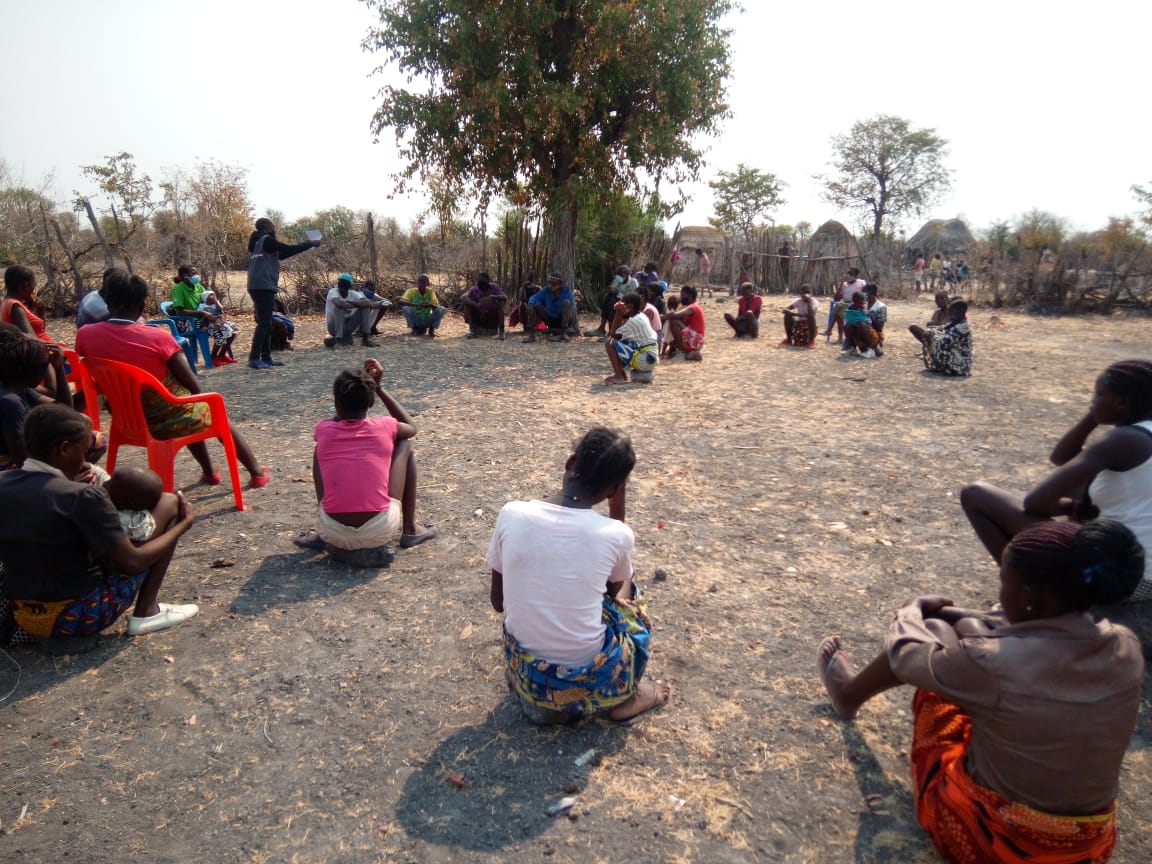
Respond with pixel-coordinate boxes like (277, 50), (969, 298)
(366, 212), (379, 286)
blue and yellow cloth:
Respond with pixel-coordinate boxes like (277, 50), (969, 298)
(504, 590), (651, 718)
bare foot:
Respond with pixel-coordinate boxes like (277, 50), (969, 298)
(608, 679), (671, 724)
(818, 636), (859, 719)
(603, 375), (629, 385)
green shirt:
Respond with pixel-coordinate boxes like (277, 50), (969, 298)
(171, 280), (204, 314)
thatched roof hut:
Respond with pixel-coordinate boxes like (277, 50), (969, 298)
(807, 220), (855, 260)
(907, 218), (976, 257)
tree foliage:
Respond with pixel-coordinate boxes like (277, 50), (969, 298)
(820, 115), (951, 239)
(1132, 181), (1152, 230)
(707, 164), (785, 241)
(79, 152), (157, 263)
(363, 0), (735, 284)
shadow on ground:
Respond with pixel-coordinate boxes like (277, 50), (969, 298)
(395, 699), (630, 851)
(228, 551), (384, 615)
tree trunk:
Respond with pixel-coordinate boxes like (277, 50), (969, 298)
(548, 200), (577, 288)
(366, 212), (379, 286)
(81, 197), (115, 271)
(47, 212), (86, 303)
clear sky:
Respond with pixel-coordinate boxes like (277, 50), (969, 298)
(1, 0), (1147, 239)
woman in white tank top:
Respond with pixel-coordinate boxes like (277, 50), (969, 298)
(961, 360), (1152, 601)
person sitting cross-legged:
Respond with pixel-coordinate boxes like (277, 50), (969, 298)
(723, 282), (761, 338)
(398, 273), (446, 337)
(488, 427), (671, 725)
(294, 360), (436, 566)
(817, 519), (1145, 864)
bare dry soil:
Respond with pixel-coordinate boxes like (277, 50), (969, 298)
(1, 297), (1150, 863)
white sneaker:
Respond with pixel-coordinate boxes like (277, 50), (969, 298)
(127, 603), (199, 636)
(860, 349), (876, 358)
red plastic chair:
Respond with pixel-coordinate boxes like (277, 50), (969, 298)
(83, 357), (246, 510)
(62, 348), (101, 432)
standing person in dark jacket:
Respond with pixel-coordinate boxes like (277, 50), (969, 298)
(246, 218), (320, 370)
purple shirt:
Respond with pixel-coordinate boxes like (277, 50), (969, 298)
(468, 282), (506, 304)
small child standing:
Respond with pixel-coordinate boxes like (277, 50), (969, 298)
(196, 291), (239, 367)
(604, 293), (659, 385)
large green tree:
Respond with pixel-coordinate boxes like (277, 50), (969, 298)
(708, 164), (785, 241)
(363, 0), (735, 284)
(820, 115), (951, 239)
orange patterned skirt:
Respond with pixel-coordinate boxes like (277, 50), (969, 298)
(910, 690), (1117, 864)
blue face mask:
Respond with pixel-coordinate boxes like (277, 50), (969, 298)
(189, 274), (201, 285)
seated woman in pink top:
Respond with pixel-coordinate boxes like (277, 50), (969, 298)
(295, 360), (436, 566)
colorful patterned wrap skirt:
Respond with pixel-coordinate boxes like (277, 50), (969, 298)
(142, 374), (213, 440)
(911, 690), (1117, 864)
(504, 591), (651, 718)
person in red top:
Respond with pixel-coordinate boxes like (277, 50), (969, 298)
(75, 269), (268, 489)
(2, 265), (54, 343)
(663, 285), (706, 361)
(723, 282), (761, 338)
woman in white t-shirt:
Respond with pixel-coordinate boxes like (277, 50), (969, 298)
(487, 427), (670, 725)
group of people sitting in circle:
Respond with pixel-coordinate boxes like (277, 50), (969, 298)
(2, 239), (1151, 861)
(712, 264), (971, 378)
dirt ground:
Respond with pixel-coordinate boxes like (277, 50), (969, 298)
(2, 295), (1151, 864)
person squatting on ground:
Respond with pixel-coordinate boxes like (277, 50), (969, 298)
(398, 273), (446, 337)
(823, 267), (866, 343)
(588, 266), (638, 338)
(662, 285), (705, 361)
(723, 282), (761, 338)
(294, 360), (436, 567)
(779, 285), (818, 348)
(818, 519), (1144, 864)
(603, 293), (659, 386)
(961, 360), (1152, 603)
(842, 292), (880, 358)
(909, 298), (972, 376)
(487, 427), (671, 725)
(324, 274), (389, 348)
(522, 273), (576, 343)
(460, 272), (506, 340)
(0, 404), (199, 653)
(864, 283), (886, 353)
(76, 268), (269, 489)
(246, 217), (320, 369)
